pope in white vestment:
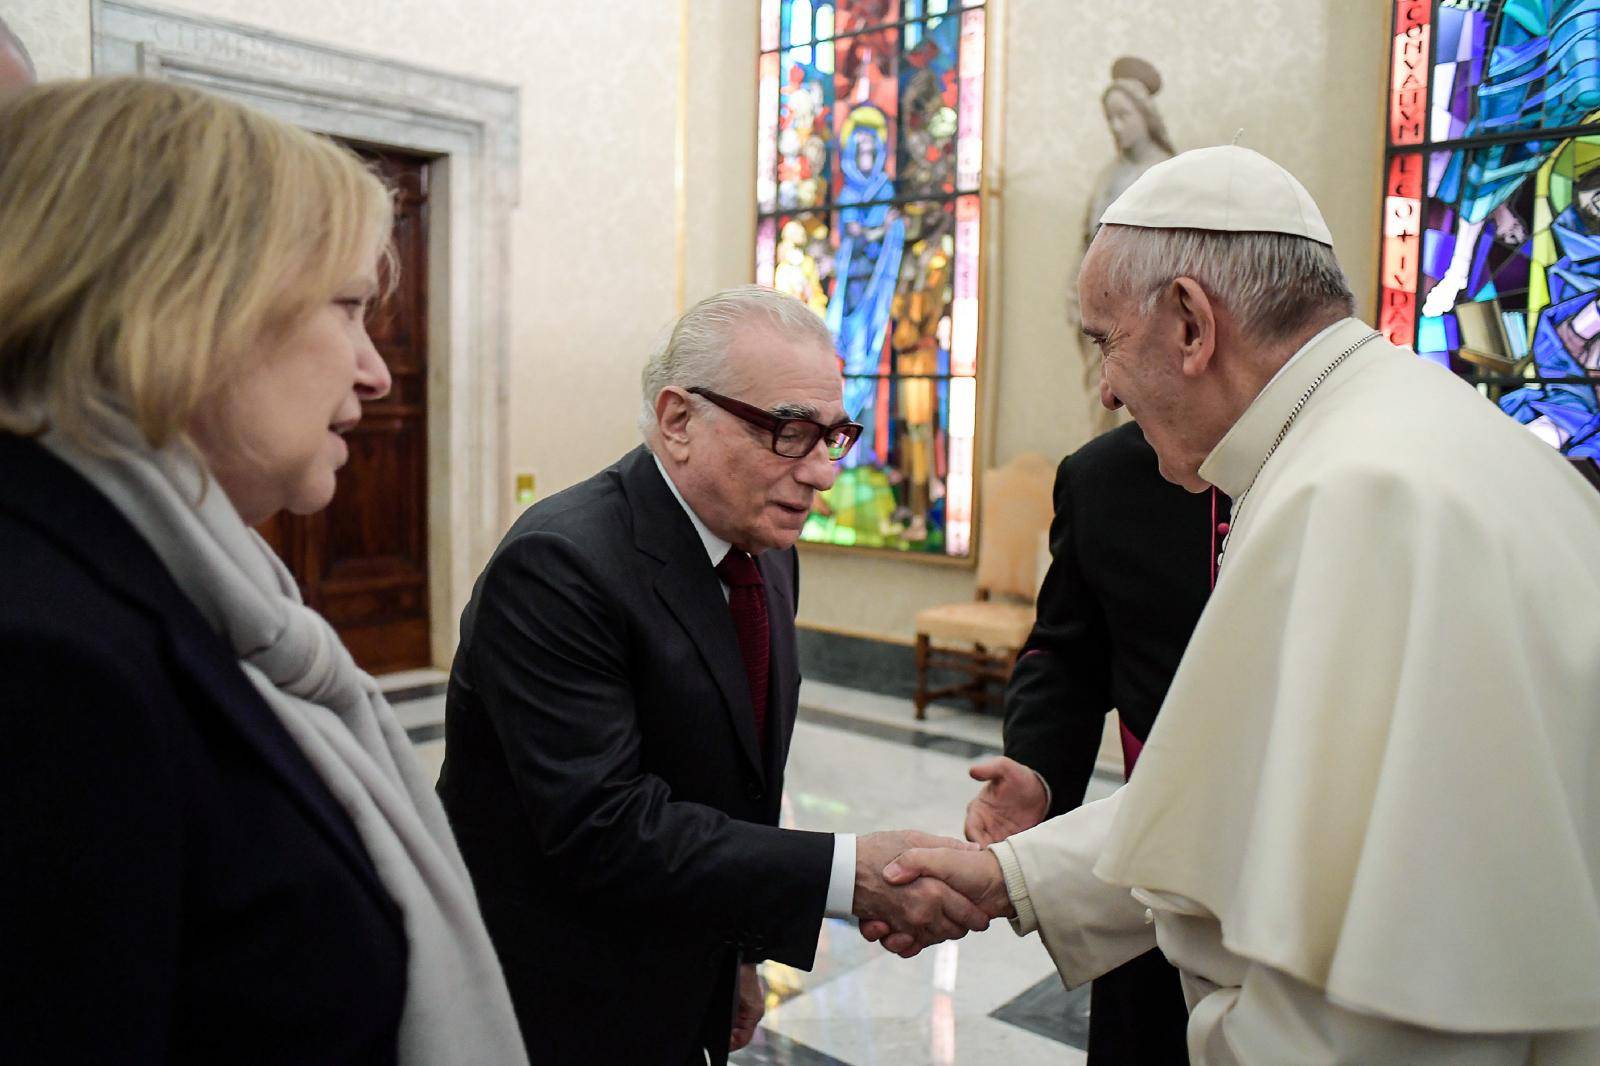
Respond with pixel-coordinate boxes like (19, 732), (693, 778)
(992, 316), (1600, 1063)
(880, 147), (1600, 1063)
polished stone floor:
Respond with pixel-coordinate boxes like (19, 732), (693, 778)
(397, 677), (1120, 1066)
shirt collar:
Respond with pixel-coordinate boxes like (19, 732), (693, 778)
(1198, 317), (1373, 498)
(652, 452), (732, 568)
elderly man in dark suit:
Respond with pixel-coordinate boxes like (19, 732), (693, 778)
(438, 285), (988, 1066)
(960, 420), (1227, 1064)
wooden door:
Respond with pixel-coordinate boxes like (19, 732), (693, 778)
(259, 145), (433, 674)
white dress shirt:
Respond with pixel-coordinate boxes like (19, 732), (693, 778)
(653, 456), (856, 920)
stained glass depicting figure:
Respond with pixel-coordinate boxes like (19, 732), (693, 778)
(833, 30), (900, 200)
(757, 1), (988, 555)
(1385, 0), (1600, 460)
(889, 202), (955, 541)
(836, 0), (898, 36)
(898, 12), (959, 198)
(773, 214), (833, 316)
(778, 52), (834, 210)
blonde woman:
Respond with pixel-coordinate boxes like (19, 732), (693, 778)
(0, 79), (525, 1065)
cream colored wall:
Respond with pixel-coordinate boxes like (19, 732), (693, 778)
(3, 0), (90, 78)
(5, 0), (1390, 645)
(683, 3), (761, 306)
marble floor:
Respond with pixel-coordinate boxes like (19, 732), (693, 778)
(395, 676), (1120, 1066)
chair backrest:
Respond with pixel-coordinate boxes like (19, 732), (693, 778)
(974, 452), (1056, 602)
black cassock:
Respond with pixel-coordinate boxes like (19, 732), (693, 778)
(1003, 421), (1228, 1065)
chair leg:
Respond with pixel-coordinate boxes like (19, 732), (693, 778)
(970, 643), (988, 715)
(913, 633), (930, 720)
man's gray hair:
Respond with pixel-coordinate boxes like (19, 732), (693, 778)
(638, 284), (835, 436)
(1095, 224), (1356, 342)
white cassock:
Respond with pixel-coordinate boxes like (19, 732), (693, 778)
(990, 317), (1600, 1064)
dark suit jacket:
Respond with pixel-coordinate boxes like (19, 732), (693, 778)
(1002, 421), (1226, 1065)
(0, 435), (407, 1065)
(438, 445), (833, 1066)
(1004, 421), (1222, 814)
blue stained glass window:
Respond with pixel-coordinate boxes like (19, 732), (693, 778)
(757, 2), (989, 555)
(1384, 0), (1600, 460)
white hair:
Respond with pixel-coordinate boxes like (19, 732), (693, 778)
(638, 284), (835, 437)
(1093, 224), (1355, 342)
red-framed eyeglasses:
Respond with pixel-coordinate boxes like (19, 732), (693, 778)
(688, 386), (863, 461)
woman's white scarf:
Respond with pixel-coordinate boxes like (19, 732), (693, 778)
(45, 427), (528, 1066)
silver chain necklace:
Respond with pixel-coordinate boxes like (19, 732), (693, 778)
(1216, 329), (1381, 570)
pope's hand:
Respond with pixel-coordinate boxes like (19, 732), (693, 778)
(852, 830), (989, 958)
(962, 756), (1048, 846)
(874, 846), (1017, 957)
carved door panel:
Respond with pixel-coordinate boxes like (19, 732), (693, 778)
(259, 144), (432, 674)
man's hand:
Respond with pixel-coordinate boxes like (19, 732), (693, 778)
(963, 757), (1049, 845)
(852, 830), (989, 958)
(729, 962), (764, 1052)
(876, 846), (1016, 956)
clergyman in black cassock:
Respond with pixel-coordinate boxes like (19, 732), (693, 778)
(998, 420), (1227, 1064)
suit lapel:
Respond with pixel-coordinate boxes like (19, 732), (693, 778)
(0, 437), (400, 923)
(622, 448), (766, 781)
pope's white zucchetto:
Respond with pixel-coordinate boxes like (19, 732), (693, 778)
(1099, 145), (1334, 246)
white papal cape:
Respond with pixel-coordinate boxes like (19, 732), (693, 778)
(992, 318), (1600, 1063)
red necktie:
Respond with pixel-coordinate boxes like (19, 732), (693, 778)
(716, 549), (769, 759)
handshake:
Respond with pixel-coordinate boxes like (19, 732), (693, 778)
(850, 756), (1050, 958)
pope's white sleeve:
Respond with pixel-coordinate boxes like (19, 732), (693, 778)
(1191, 962), (1590, 1066)
(989, 790), (1155, 988)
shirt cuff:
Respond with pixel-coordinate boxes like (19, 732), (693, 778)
(989, 839), (1039, 935)
(1032, 769), (1053, 813)
(824, 833), (856, 918)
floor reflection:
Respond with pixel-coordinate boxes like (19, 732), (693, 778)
(733, 684), (1109, 1065)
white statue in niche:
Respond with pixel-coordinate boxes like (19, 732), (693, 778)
(1077, 56), (1177, 435)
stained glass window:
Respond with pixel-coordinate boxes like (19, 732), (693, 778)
(756, 0), (989, 556)
(1382, 0), (1600, 460)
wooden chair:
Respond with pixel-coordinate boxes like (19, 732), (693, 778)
(913, 452), (1056, 719)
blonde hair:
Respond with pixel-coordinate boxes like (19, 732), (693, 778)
(0, 77), (394, 450)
